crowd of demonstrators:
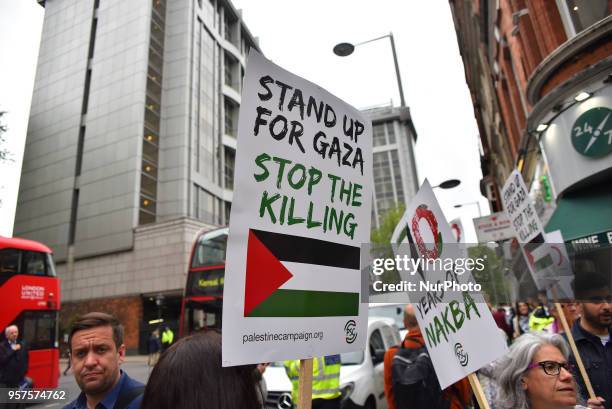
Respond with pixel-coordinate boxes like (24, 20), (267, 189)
(5, 269), (603, 409)
(380, 270), (610, 409)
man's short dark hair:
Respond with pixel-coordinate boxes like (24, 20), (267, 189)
(574, 272), (610, 299)
(68, 312), (124, 351)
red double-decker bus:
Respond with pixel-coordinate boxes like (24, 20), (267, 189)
(0, 236), (60, 388)
(179, 227), (227, 336)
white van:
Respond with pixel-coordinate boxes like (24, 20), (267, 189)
(264, 317), (401, 409)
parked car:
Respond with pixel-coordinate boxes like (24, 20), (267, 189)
(369, 303), (407, 339)
(264, 317), (401, 409)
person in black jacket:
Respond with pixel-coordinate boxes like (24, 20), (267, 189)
(568, 272), (612, 409)
(0, 325), (29, 409)
(0, 325), (29, 388)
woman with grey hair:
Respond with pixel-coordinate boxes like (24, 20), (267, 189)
(495, 333), (599, 409)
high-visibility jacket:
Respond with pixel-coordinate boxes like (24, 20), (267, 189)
(161, 328), (174, 345)
(284, 355), (341, 405)
(529, 308), (555, 333)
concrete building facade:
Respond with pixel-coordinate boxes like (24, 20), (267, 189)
(16, 0), (259, 351)
(363, 105), (419, 226)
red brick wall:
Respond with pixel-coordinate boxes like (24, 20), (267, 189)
(539, 39), (612, 99)
(525, 0), (567, 55)
(60, 296), (143, 354)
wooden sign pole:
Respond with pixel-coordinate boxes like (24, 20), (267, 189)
(297, 358), (313, 409)
(554, 301), (596, 399)
(468, 372), (491, 409)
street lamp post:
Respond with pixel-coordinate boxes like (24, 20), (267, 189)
(333, 33), (406, 107)
(454, 201), (482, 217)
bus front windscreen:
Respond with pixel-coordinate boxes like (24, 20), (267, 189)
(191, 229), (228, 268)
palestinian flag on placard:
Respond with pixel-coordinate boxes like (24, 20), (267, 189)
(244, 229), (360, 317)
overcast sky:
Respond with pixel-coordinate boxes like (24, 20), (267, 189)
(0, 0), (489, 240)
(0, 0), (44, 237)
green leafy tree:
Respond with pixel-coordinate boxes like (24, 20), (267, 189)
(371, 203), (406, 244)
(369, 203), (406, 287)
(468, 244), (509, 305)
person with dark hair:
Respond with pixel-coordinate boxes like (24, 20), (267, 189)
(63, 312), (144, 409)
(566, 272), (611, 409)
(141, 329), (263, 409)
(513, 302), (532, 339)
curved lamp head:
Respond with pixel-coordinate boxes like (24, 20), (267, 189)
(438, 179), (461, 189)
(453, 204), (462, 208)
(333, 42), (355, 57)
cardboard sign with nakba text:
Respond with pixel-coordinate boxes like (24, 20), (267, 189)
(221, 50), (373, 366)
(390, 180), (508, 389)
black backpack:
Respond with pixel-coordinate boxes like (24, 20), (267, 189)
(391, 337), (451, 409)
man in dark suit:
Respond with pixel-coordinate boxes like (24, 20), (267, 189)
(0, 324), (29, 409)
(62, 313), (144, 409)
(0, 325), (29, 387)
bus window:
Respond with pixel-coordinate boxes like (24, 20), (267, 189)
(191, 229), (228, 268)
(182, 302), (222, 335)
(25, 251), (46, 276)
(21, 311), (57, 350)
(46, 254), (56, 277)
(0, 248), (21, 274)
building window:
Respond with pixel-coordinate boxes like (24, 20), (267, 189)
(193, 184), (222, 225)
(373, 124), (386, 146)
(224, 99), (236, 137)
(224, 53), (238, 91)
(224, 148), (235, 190)
(390, 150), (404, 202)
(386, 123), (396, 144)
(557, 0), (610, 36)
(139, 0), (166, 226)
(225, 201), (231, 224)
(373, 151), (397, 216)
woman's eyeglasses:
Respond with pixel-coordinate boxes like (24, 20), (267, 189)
(527, 360), (575, 376)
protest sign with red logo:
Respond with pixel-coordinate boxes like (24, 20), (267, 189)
(390, 180), (507, 389)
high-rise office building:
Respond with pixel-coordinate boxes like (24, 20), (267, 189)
(363, 105), (419, 227)
(15, 0), (259, 351)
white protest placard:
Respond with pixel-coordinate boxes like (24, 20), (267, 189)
(473, 212), (514, 243)
(392, 180), (508, 389)
(222, 50), (372, 366)
(527, 230), (574, 299)
(501, 169), (545, 243)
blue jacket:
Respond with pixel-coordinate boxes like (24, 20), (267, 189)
(63, 370), (144, 409)
(566, 319), (612, 409)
